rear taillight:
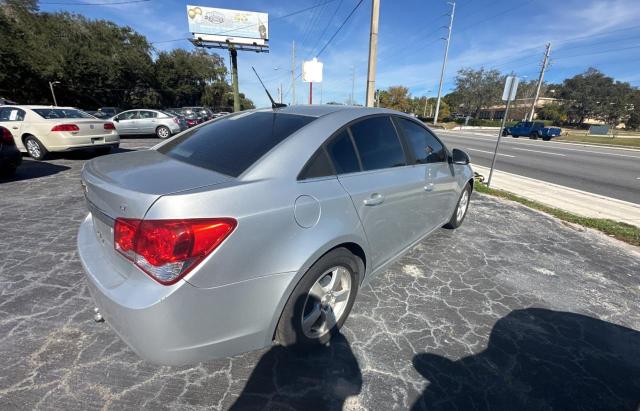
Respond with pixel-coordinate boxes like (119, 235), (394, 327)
(103, 122), (115, 130)
(114, 218), (236, 285)
(1, 127), (14, 145)
(51, 124), (79, 132)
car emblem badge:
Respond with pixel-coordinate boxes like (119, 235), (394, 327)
(120, 204), (127, 213)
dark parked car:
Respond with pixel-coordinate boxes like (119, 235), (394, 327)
(181, 108), (205, 123)
(503, 121), (561, 141)
(183, 106), (213, 121)
(0, 125), (21, 176)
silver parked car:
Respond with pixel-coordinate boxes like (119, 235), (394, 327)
(78, 105), (473, 365)
(110, 109), (185, 138)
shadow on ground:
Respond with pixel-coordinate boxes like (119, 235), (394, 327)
(412, 308), (640, 410)
(231, 295), (362, 411)
(0, 159), (70, 182)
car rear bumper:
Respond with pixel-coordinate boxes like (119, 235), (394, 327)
(77, 214), (295, 365)
(47, 133), (120, 152)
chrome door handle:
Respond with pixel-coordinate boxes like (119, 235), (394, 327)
(12, 126), (18, 130)
(363, 193), (384, 206)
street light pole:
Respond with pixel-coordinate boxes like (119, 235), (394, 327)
(49, 81), (60, 106)
(433, 1), (455, 125)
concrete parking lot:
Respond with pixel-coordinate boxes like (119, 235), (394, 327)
(1, 138), (639, 410)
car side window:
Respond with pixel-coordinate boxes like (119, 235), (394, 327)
(0, 107), (25, 121)
(140, 111), (157, 119)
(118, 111), (138, 120)
(299, 149), (334, 180)
(396, 117), (446, 164)
(349, 116), (406, 171)
(327, 130), (360, 174)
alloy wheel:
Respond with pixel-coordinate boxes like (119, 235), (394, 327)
(26, 139), (41, 159)
(157, 127), (170, 138)
(457, 189), (469, 222)
(301, 266), (352, 339)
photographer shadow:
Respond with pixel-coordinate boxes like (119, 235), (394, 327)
(411, 308), (640, 410)
(231, 295), (362, 411)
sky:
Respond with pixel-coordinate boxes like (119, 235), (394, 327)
(39, 0), (640, 108)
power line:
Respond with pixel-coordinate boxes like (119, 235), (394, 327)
(40, 0), (149, 5)
(554, 45), (640, 60)
(308, 0), (345, 58)
(316, 0), (365, 57)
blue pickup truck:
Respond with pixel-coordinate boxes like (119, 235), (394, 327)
(502, 121), (562, 141)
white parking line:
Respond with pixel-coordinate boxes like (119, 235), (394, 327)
(465, 148), (515, 158)
(510, 147), (566, 156)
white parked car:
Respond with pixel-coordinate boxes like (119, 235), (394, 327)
(0, 105), (120, 160)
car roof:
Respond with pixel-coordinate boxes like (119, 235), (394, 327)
(268, 104), (360, 118)
(4, 105), (79, 110)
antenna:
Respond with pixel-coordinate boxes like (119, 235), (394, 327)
(251, 66), (287, 109)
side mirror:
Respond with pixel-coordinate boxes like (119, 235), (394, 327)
(451, 148), (470, 165)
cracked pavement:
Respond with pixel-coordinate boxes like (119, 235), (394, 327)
(1, 138), (639, 410)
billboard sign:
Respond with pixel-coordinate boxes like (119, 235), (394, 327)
(302, 58), (323, 83)
(187, 5), (268, 42)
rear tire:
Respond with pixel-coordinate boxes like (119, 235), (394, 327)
(156, 126), (171, 139)
(542, 136), (551, 141)
(275, 248), (361, 348)
(24, 135), (48, 161)
(529, 132), (539, 140)
(444, 183), (472, 229)
(95, 146), (113, 155)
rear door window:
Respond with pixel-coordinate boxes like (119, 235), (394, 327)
(349, 116), (406, 171)
(327, 130), (360, 174)
(396, 117), (446, 163)
(158, 111), (315, 177)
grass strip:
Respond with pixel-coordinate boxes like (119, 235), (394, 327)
(474, 183), (640, 247)
(555, 134), (640, 148)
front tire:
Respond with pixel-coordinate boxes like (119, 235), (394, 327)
(275, 248), (361, 347)
(156, 126), (171, 139)
(24, 136), (48, 161)
(444, 183), (471, 229)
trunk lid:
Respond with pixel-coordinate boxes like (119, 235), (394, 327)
(82, 149), (231, 220)
(81, 150), (232, 278)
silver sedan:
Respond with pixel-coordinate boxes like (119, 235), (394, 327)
(110, 109), (185, 138)
(77, 105), (473, 365)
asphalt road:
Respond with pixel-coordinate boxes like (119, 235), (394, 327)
(1, 138), (639, 410)
(437, 130), (640, 204)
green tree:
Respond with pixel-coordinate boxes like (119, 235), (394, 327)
(447, 67), (503, 116)
(536, 103), (568, 124)
(378, 86), (411, 112)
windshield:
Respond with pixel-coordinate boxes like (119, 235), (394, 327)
(158, 111), (316, 177)
(32, 108), (94, 119)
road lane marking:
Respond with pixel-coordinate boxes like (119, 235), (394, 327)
(440, 133), (640, 159)
(465, 148), (515, 157)
(510, 147), (566, 156)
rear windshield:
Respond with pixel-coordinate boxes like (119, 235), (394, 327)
(158, 111), (316, 177)
(32, 108), (93, 119)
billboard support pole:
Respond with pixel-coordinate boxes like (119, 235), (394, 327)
(230, 47), (240, 112)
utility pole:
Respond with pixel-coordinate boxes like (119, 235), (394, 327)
(229, 48), (240, 112)
(350, 65), (355, 105)
(279, 83), (283, 104)
(423, 97), (428, 118)
(291, 41), (296, 105)
(320, 81), (323, 104)
(528, 42), (551, 121)
(365, 0), (380, 107)
(48, 81), (60, 106)
(433, 1), (455, 125)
